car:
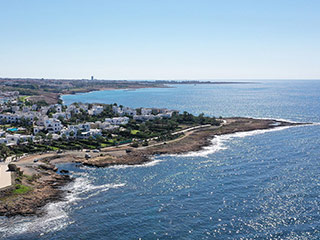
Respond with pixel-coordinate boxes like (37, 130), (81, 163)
(33, 159), (39, 163)
(85, 149), (91, 152)
(93, 149), (100, 153)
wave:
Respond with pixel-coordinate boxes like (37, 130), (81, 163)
(251, 117), (300, 123)
(109, 158), (163, 169)
(177, 125), (294, 158)
(240, 116), (313, 124)
(179, 116), (319, 158)
(0, 171), (125, 238)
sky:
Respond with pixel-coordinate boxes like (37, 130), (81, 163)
(0, 0), (320, 80)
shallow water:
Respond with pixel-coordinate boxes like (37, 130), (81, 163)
(1, 80), (320, 239)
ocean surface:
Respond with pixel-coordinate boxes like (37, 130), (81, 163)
(1, 80), (320, 239)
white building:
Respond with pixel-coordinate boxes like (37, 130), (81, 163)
(122, 107), (137, 116)
(31, 104), (38, 111)
(22, 106), (31, 112)
(44, 118), (62, 133)
(55, 104), (62, 113)
(88, 105), (104, 115)
(4, 134), (32, 145)
(68, 123), (91, 132)
(112, 106), (122, 115)
(52, 112), (71, 120)
(0, 138), (8, 145)
(105, 117), (129, 125)
(12, 106), (20, 113)
(0, 113), (33, 123)
(33, 126), (44, 135)
(157, 111), (174, 118)
(133, 115), (157, 121)
(41, 106), (50, 115)
(60, 128), (77, 139)
(141, 108), (153, 115)
(79, 129), (102, 139)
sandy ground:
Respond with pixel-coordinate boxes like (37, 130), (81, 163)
(0, 163), (12, 189)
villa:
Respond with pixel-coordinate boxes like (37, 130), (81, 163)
(43, 118), (62, 133)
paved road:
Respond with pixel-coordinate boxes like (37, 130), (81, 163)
(0, 163), (12, 189)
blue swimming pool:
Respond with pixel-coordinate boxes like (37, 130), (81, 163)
(7, 128), (18, 132)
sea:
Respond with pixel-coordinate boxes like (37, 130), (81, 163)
(0, 80), (319, 240)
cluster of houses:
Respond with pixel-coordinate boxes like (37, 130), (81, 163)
(112, 105), (176, 121)
(0, 130), (33, 146)
(0, 91), (19, 104)
(0, 97), (178, 146)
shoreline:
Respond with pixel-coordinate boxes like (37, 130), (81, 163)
(0, 117), (310, 217)
(80, 117), (308, 167)
(59, 83), (257, 103)
(31, 85), (170, 105)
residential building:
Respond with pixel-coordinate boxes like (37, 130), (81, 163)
(44, 118), (62, 133)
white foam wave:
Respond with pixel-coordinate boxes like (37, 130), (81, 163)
(0, 171), (125, 238)
(109, 159), (163, 169)
(179, 136), (227, 157)
(254, 117), (300, 124)
(177, 125), (293, 158)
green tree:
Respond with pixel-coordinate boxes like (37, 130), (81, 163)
(0, 144), (10, 161)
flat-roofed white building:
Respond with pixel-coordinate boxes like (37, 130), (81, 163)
(105, 117), (129, 125)
(44, 118), (62, 133)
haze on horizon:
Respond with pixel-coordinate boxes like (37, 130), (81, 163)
(1, 0), (320, 80)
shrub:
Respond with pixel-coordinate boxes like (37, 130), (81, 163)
(130, 142), (139, 148)
(13, 184), (32, 194)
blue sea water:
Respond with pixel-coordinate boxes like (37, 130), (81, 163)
(1, 80), (320, 239)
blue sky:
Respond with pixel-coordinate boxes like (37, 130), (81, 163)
(0, 0), (319, 80)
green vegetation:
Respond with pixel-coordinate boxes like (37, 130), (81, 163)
(130, 142), (139, 148)
(23, 174), (40, 183)
(2, 110), (221, 156)
(0, 144), (10, 161)
(12, 184), (32, 195)
(131, 130), (140, 135)
(18, 96), (30, 102)
(0, 98), (221, 157)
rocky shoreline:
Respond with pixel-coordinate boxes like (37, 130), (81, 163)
(0, 165), (72, 217)
(81, 118), (306, 167)
(0, 117), (308, 217)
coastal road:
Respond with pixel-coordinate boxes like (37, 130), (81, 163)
(0, 163), (12, 189)
(172, 124), (211, 135)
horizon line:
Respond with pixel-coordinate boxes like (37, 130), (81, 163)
(1, 77), (320, 81)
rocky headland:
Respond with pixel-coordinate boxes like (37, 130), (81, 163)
(0, 117), (308, 217)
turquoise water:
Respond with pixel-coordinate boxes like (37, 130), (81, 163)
(1, 81), (320, 239)
(7, 128), (18, 132)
